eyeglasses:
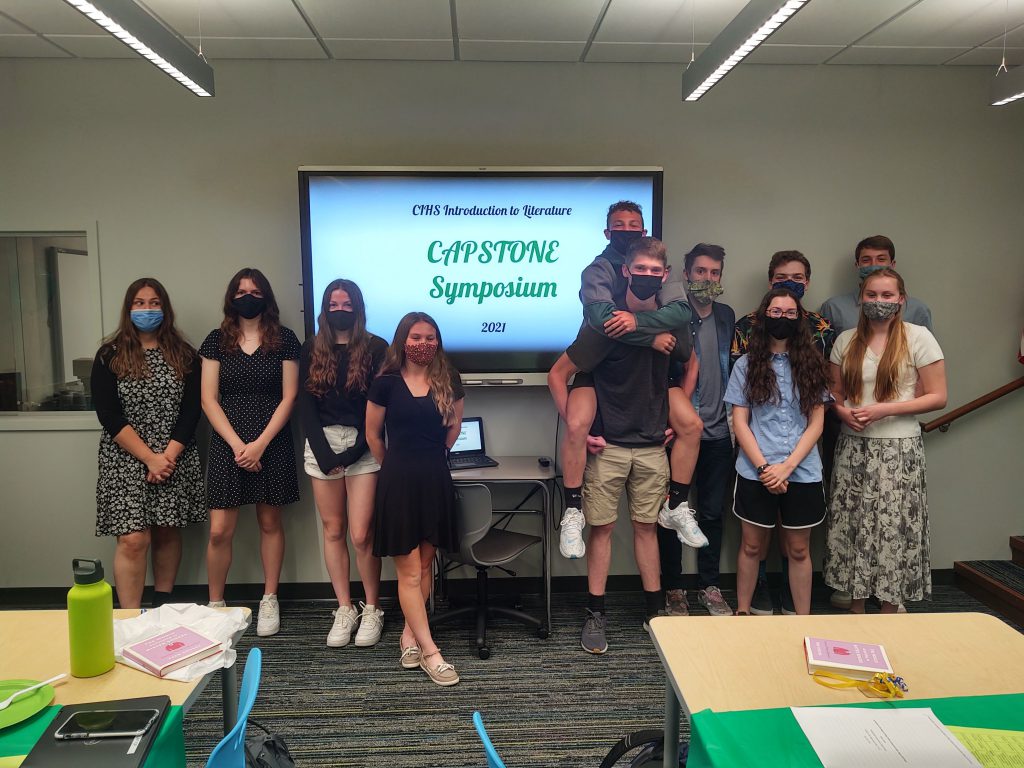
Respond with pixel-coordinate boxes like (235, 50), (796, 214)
(766, 308), (800, 319)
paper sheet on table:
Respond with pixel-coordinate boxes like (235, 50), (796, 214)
(791, 707), (982, 768)
(113, 603), (250, 681)
(948, 726), (1024, 767)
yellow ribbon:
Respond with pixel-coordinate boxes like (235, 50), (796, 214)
(812, 671), (906, 699)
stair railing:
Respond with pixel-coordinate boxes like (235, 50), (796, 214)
(922, 376), (1024, 434)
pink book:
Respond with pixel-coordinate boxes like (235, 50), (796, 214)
(123, 626), (223, 677)
(804, 636), (893, 681)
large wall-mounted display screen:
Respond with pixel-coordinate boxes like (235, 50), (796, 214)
(299, 167), (663, 376)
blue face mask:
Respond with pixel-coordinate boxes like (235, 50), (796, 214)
(858, 264), (888, 280)
(771, 279), (806, 299)
(130, 309), (163, 332)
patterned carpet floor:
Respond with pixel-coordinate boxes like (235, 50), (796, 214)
(181, 585), (1019, 767)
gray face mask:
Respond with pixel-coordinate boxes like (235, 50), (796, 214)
(862, 301), (901, 321)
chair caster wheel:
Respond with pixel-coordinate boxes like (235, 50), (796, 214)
(478, 646), (490, 660)
(537, 626), (549, 639)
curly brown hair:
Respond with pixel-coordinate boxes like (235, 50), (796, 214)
(743, 288), (829, 417)
(218, 268), (282, 354)
(305, 279), (376, 397)
(101, 277), (195, 380)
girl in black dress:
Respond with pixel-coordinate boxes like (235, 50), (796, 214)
(366, 312), (464, 686)
(298, 279), (388, 648)
(92, 277), (205, 609)
(200, 268), (300, 637)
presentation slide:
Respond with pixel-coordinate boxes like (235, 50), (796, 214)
(304, 171), (658, 371)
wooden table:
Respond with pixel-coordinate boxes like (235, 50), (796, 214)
(648, 612), (1024, 768)
(0, 608), (250, 733)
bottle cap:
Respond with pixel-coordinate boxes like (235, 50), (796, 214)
(72, 558), (105, 585)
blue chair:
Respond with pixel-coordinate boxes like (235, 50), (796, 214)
(206, 647), (262, 768)
(473, 711), (507, 768)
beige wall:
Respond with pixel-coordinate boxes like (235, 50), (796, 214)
(0, 59), (1021, 589)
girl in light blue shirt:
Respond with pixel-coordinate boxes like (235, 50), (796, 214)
(725, 288), (831, 615)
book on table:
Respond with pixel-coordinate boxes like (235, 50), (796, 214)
(122, 625), (222, 677)
(804, 636), (893, 681)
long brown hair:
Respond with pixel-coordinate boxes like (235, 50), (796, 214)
(840, 268), (909, 404)
(218, 268), (282, 354)
(101, 277), (195, 380)
(306, 279), (375, 397)
(380, 312), (458, 426)
(744, 288), (829, 417)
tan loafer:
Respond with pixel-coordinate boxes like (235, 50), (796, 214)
(400, 645), (421, 669)
(420, 653), (460, 686)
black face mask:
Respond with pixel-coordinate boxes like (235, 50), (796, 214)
(764, 316), (799, 340)
(609, 229), (643, 255)
(628, 273), (662, 301)
(231, 294), (267, 319)
(326, 309), (356, 332)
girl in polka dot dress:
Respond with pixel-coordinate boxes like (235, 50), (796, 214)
(200, 268), (300, 636)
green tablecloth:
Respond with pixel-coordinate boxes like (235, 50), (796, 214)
(687, 693), (1024, 768)
(0, 704), (185, 767)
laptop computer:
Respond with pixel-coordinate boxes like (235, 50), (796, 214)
(448, 416), (499, 470)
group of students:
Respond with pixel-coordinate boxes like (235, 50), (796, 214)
(89, 200), (947, 682)
(545, 202), (946, 654)
(92, 270), (465, 686)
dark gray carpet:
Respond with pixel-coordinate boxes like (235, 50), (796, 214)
(182, 586), (1018, 767)
(961, 560), (1024, 593)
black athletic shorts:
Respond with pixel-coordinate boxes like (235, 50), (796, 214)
(732, 475), (826, 530)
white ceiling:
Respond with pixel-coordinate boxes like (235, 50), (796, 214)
(0, 0), (1022, 67)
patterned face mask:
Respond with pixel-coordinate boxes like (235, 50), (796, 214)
(861, 301), (901, 321)
(405, 342), (438, 366)
(687, 279), (724, 305)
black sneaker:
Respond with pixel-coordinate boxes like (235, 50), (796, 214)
(781, 582), (796, 615)
(581, 609), (608, 654)
(750, 578), (774, 615)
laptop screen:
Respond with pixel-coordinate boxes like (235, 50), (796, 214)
(450, 417), (485, 456)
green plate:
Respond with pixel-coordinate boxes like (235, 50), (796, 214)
(0, 680), (55, 731)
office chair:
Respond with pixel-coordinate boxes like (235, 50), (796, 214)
(206, 647), (262, 768)
(473, 711), (508, 768)
(431, 483), (544, 659)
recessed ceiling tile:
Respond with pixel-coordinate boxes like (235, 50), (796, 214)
(862, 0), (1024, 48)
(597, 0), (747, 44)
(301, 0), (452, 39)
(586, 41), (706, 63)
(829, 45), (972, 65)
(770, 0), (917, 46)
(0, 0), (104, 35)
(47, 34), (138, 58)
(176, 36), (326, 59)
(0, 33), (70, 57)
(145, 0), (311, 38)
(0, 13), (31, 34)
(323, 38), (453, 60)
(944, 46), (1024, 65)
(1004, 21), (1024, 45)
(744, 44), (845, 65)
(460, 40), (585, 61)
(457, 0), (604, 41)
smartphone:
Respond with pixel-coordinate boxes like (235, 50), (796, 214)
(54, 708), (160, 740)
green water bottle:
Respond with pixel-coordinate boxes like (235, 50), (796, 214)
(67, 558), (115, 678)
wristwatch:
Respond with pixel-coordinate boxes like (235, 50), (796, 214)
(756, 463), (770, 476)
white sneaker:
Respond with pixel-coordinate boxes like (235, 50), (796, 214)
(207, 600), (226, 608)
(327, 604), (358, 647)
(256, 594), (280, 637)
(658, 500), (708, 548)
(353, 602), (384, 647)
(559, 507), (586, 559)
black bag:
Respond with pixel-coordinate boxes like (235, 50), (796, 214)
(245, 718), (296, 768)
(600, 730), (688, 767)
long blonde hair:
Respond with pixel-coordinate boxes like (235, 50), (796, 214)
(380, 312), (458, 426)
(840, 268), (909, 404)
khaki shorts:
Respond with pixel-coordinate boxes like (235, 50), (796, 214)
(582, 444), (669, 527)
(303, 425), (380, 480)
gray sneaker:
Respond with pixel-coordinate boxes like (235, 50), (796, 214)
(750, 579), (774, 615)
(698, 586), (732, 617)
(580, 609), (608, 654)
(664, 589), (689, 617)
